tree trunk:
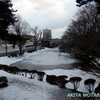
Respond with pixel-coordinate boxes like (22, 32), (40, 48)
(34, 41), (38, 51)
(32, 36), (39, 51)
(19, 43), (23, 55)
(5, 41), (7, 56)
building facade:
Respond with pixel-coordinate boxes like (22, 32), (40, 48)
(43, 29), (52, 41)
(42, 29), (52, 47)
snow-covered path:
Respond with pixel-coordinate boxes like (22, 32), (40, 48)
(0, 70), (73, 100)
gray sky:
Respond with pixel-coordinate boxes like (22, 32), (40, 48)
(12, 0), (78, 38)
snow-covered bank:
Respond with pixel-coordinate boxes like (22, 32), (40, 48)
(0, 68), (99, 100)
(44, 68), (100, 92)
(0, 70), (72, 100)
(0, 48), (76, 66)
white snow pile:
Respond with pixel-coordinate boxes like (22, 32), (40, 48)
(0, 48), (76, 66)
(0, 70), (71, 100)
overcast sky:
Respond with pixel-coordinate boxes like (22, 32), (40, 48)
(12, 0), (78, 38)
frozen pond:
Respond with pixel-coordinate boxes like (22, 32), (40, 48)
(10, 48), (79, 70)
(9, 48), (100, 93)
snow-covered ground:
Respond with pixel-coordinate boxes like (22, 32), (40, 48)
(0, 70), (72, 100)
(0, 48), (100, 99)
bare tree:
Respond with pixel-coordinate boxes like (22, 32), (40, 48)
(60, 3), (100, 61)
(31, 26), (42, 51)
(12, 16), (30, 55)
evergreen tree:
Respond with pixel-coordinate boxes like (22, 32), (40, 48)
(0, 0), (17, 40)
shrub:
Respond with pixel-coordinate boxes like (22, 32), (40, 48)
(84, 78), (96, 93)
(69, 77), (82, 90)
(37, 71), (45, 81)
(0, 64), (9, 72)
(0, 76), (8, 88)
(8, 67), (20, 74)
(94, 83), (100, 93)
(29, 70), (38, 79)
(46, 75), (57, 85)
(56, 75), (68, 88)
(20, 69), (29, 77)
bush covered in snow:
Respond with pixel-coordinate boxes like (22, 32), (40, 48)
(95, 83), (100, 93)
(56, 75), (69, 88)
(46, 75), (57, 85)
(69, 77), (82, 90)
(0, 64), (9, 72)
(84, 78), (96, 93)
(0, 76), (8, 88)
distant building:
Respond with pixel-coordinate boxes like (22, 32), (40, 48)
(42, 29), (52, 47)
(43, 29), (52, 41)
(50, 38), (61, 47)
